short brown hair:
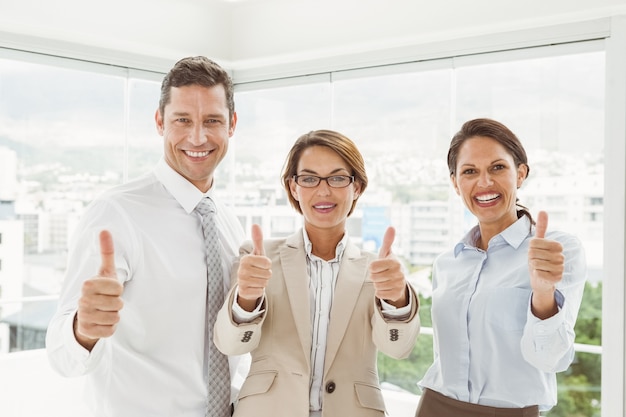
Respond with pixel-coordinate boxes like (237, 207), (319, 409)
(281, 130), (368, 216)
(158, 56), (235, 126)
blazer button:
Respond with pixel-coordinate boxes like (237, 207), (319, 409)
(325, 381), (336, 393)
(390, 328), (399, 341)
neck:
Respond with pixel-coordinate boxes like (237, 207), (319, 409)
(477, 215), (517, 249)
(306, 225), (344, 261)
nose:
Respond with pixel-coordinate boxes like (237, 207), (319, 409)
(188, 123), (208, 146)
(315, 179), (332, 195)
(477, 171), (493, 187)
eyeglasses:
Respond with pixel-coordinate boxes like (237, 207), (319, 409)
(292, 175), (355, 188)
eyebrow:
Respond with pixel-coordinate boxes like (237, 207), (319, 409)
(298, 167), (350, 175)
(459, 158), (508, 167)
(170, 111), (226, 120)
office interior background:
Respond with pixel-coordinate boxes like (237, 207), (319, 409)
(0, 0), (624, 416)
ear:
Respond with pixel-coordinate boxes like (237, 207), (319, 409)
(228, 112), (238, 137)
(353, 181), (363, 200)
(517, 164), (528, 188)
(289, 177), (299, 201)
(155, 109), (164, 135)
(450, 174), (460, 195)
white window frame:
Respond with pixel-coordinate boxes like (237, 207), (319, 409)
(1, 15), (624, 416)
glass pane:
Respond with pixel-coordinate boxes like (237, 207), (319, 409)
(0, 57), (155, 416)
(0, 58), (127, 330)
(127, 78), (162, 180)
(217, 81), (332, 236)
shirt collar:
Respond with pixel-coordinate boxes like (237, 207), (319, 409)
(302, 227), (348, 262)
(454, 215), (532, 256)
(153, 157), (215, 214)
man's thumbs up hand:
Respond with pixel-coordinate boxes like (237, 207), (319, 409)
(75, 230), (124, 351)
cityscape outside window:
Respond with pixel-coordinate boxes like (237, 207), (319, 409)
(0, 43), (604, 416)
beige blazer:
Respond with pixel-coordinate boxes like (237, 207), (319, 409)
(214, 230), (421, 417)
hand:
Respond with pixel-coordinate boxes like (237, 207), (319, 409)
(369, 227), (408, 307)
(236, 224), (272, 312)
(75, 230), (124, 351)
(528, 211), (564, 318)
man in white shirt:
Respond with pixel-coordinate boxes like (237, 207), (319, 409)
(46, 56), (247, 417)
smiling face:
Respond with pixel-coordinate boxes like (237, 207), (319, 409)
(451, 136), (528, 234)
(155, 84), (236, 192)
(289, 145), (362, 237)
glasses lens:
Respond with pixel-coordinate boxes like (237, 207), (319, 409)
(296, 175), (320, 187)
(328, 176), (351, 187)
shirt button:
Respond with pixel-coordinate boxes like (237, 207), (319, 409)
(325, 381), (336, 393)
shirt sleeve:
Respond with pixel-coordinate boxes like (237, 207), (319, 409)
(520, 233), (587, 373)
(379, 284), (414, 321)
(231, 287), (266, 323)
(45, 199), (134, 377)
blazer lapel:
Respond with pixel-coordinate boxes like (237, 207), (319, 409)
(280, 231), (313, 362)
(324, 241), (368, 374)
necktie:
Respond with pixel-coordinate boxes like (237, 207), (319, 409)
(195, 197), (231, 417)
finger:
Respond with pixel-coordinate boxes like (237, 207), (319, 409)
(535, 211), (548, 239)
(251, 224), (265, 256)
(378, 226), (395, 258)
(98, 230), (117, 278)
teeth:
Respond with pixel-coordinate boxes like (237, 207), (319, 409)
(185, 150), (209, 157)
(314, 204), (333, 209)
(476, 193), (499, 202)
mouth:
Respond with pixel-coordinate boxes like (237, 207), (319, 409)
(474, 192), (500, 204)
(184, 150), (211, 158)
(313, 203), (336, 212)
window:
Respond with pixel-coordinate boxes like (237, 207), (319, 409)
(0, 37), (613, 416)
(231, 42), (605, 417)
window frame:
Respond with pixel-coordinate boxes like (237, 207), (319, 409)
(0, 15), (623, 416)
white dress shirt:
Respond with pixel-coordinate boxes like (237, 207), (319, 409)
(419, 216), (587, 411)
(46, 158), (248, 417)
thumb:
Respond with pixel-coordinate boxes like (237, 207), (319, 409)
(98, 230), (117, 278)
(535, 210), (549, 239)
(251, 224), (265, 256)
(378, 226), (395, 258)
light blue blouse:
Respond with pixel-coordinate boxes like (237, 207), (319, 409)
(419, 215), (587, 411)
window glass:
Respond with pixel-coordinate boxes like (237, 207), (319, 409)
(0, 45), (605, 417)
(0, 55), (161, 416)
(230, 47), (604, 417)
(217, 81), (332, 234)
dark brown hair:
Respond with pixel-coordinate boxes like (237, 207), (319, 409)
(158, 56), (235, 126)
(448, 118), (533, 223)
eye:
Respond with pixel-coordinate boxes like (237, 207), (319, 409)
(461, 168), (476, 175)
(491, 164), (506, 171)
(328, 176), (350, 186)
(300, 176), (319, 184)
(176, 118), (190, 123)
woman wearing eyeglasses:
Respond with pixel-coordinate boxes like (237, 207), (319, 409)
(214, 129), (421, 417)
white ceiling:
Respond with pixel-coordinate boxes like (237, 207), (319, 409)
(1, 0), (626, 76)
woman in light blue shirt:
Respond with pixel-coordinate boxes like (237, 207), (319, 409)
(416, 118), (587, 417)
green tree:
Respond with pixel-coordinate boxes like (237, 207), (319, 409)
(547, 281), (602, 417)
